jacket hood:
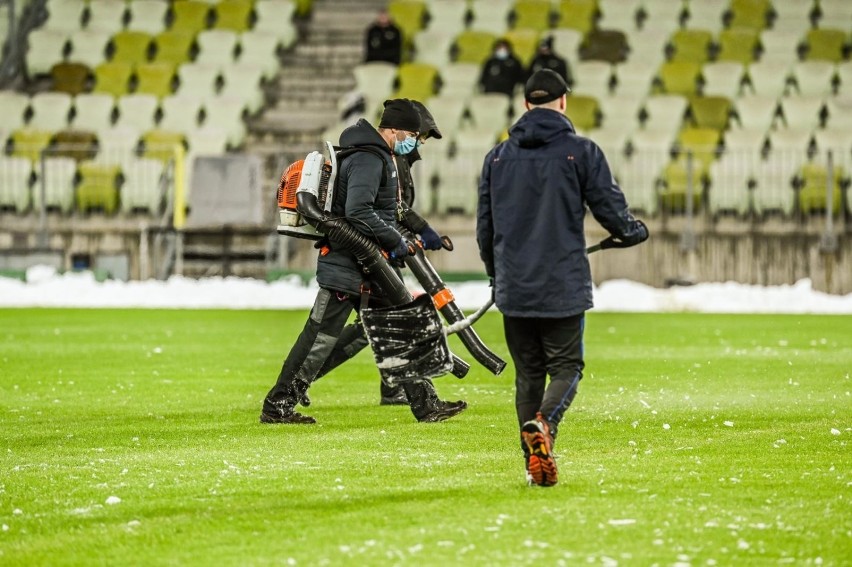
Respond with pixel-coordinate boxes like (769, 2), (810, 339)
(508, 108), (575, 149)
(339, 118), (392, 152)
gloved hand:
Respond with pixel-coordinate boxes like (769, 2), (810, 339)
(388, 239), (410, 260)
(418, 225), (443, 251)
(601, 220), (649, 249)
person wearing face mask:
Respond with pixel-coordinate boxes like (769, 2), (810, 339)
(479, 39), (526, 97)
(260, 99), (466, 425)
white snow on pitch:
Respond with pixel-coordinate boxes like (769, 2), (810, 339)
(0, 265), (850, 313)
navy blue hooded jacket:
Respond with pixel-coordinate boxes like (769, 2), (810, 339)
(316, 118), (403, 295)
(476, 107), (646, 317)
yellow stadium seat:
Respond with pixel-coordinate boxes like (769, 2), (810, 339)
(716, 28), (760, 64)
(796, 162), (844, 214)
(728, 0), (771, 30)
(169, 0), (212, 34)
(453, 30), (497, 65)
(134, 62), (177, 97)
(678, 127), (722, 168)
(76, 160), (122, 214)
(93, 61), (134, 97)
(668, 28), (713, 63)
(110, 31), (153, 65)
(804, 29), (848, 62)
(555, 0), (598, 35)
(388, 0), (427, 47)
(214, 0), (254, 32)
(565, 94), (600, 130)
(689, 95), (732, 131)
(659, 155), (707, 212)
(394, 62), (439, 100)
(512, 0), (553, 32)
(656, 61), (702, 96)
(10, 128), (55, 164)
(504, 28), (540, 67)
(153, 30), (197, 66)
(141, 129), (187, 163)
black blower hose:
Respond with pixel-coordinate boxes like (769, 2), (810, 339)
(400, 229), (506, 376)
(297, 192), (470, 378)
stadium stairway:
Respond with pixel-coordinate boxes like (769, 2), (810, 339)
(244, 0), (385, 177)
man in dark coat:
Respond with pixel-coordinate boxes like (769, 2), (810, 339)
(261, 100), (465, 424)
(364, 9), (402, 65)
(527, 36), (573, 88)
(476, 70), (648, 486)
(479, 39), (526, 97)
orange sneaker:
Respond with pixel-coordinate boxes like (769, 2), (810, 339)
(521, 412), (558, 487)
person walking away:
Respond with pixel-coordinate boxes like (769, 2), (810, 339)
(476, 69), (648, 486)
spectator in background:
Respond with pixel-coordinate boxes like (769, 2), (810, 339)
(364, 9), (402, 65)
(527, 36), (573, 88)
(479, 39), (525, 97)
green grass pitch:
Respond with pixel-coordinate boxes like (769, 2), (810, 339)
(1, 308), (849, 565)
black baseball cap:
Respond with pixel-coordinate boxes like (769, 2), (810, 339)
(410, 100), (442, 140)
(524, 69), (570, 105)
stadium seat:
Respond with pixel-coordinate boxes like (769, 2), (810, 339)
(0, 91), (31, 131)
(771, 0), (815, 33)
(52, 129), (97, 163)
(778, 96), (825, 129)
(580, 29), (629, 64)
(758, 29), (805, 65)
(668, 28), (713, 63)
(26, 28), (70, 77)
(413, 29), (455, 68)
(745, 61), (792, 97)
(169, 0), (211, 34)
(586, 127), (629, 173)
(598, 0), (640, 30)
(835, 61), (852, 94)
(549, 28), (583, 66)
(620, 131), (674, 215)
(141, 129), (187, 163)
(158, 94), (204, 134)
(656, 61), (702, 96)
(465, 93), (511, 132)
(434, 155), (479, 215)
(504, 28), (540, 67)
(424, 94), (466, 137)
(707, 153), (755, 216)
(623, 27), (669, 66)
(642, 94), (688, 134)
(732, 95), (779, 131)
(511, 0), (553, 32)
(67, 29), (113, 69)
(393, 62), (439, 100)
(72, 93), (116, 131)
(50, 62), (91, 95)
(0, 156), (34, 212)
(388, 0), (427, 47)
(424, 0), (468, 36)
(684, 0), (727, 32)
(565, 95), (600, 130)
(813, 128), (852, 172)
(597, 94), (643, 132)
(116, 93), (160, 131)
(723, 128), (767, 155)
(817, 0), (852, 21)
(11, 128), (55, 164)
(796, 161), (845, 214)
(127, 0), (169, 34)
(219, 64), (266, 113)
(75, 160), (121, 214)
(252, 0), (297, 47)
(29, 92), (73, 131)
(134, 62), (177, 98)
(153, 30), (196, 66)
(453, 30), (497, 65)
(110, 30), (154, 65)
(572, 61), (612, 98)
(789, 61), (838, 96)
(85, 0), (128, 34)
(93, 61), (133, 97)
(554, 0), (598, 35)
(468, 0), (512, 34)
(766, 128), (815, 156)
(803, 28), (848, 62)
(641, 0), (685, 28)
(176, 62), (222, 99)
(120, 157), (166, 213)
(185, 124), (229, 157)
(35, 156), (78, 213)
(701, 62), (745, 98)
(824, 95), (852, 130)
(678, 127), (722, 168)
(195, 29), (238, 66)
(437, 62), (480, 98)
(201, 96), (247, 147)
(728, 0), (772, 30)
(658, 155), (707, 212)
(689, 95), (732, 131)
(213, 0), (253, 32)
(43, 0), (86, 32)
(95, 125), (142, 166)
(612, 60), (658, 96)
(716, 28), (760, 65)
(237, 30), (282, 80)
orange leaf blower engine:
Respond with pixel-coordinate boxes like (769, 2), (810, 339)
(276, 141), (338, 241)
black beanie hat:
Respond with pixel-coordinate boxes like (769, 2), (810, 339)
(379, 99), (422, 132)
(524, 69), (570, 105)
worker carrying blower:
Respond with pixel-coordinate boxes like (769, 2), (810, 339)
(261, 99), (466, 424)
(477, 69), (649, 486)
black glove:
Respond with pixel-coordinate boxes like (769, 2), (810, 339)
(601, 220), (649, 249)
(388, 239), (410, 260)
(418, 225), (443, 251)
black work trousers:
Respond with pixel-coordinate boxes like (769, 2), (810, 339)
(263, 288), (441, 420)
(503, 313), (585, 444)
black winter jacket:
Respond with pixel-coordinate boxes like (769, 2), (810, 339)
(476, 108), (646, 317)
(316, 119), (402, 295)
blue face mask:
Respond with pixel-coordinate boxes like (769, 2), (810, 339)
(394, 135), (417, 155)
